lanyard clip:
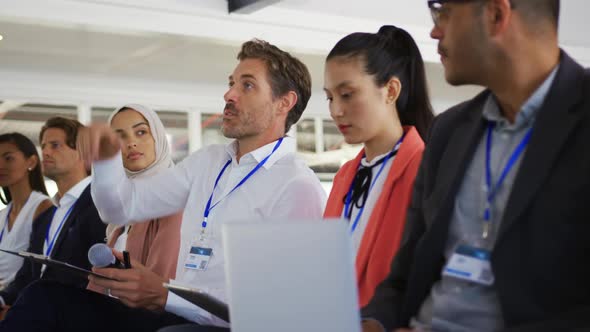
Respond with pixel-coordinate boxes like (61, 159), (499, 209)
(199, 227), (206, 242)
(482, 222), (490, 240)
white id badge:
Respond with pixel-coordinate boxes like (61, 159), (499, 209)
(442, 244), (495, 286)
(184, 246), (213, 271)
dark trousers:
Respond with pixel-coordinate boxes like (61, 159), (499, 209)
(0, 280), (229, 332)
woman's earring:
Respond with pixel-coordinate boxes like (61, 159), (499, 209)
(27, 167), (32, 171)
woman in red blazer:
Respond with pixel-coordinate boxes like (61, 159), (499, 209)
(323, 25), (434, 307)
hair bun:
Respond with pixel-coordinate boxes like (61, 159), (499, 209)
(377, 25), (399, 39)
(377, 25), (413, 56)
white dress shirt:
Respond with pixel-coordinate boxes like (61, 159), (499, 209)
(92, 137), (327, 327)
(0, 191), (49, 287)
(43, 177), (91, 260)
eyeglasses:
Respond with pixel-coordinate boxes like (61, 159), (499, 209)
(427, 0), (481, 26)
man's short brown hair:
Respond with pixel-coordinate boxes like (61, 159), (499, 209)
(39, 117), (84, 150)
(237, 39), (312, 134)
(513, 0), (560, 28)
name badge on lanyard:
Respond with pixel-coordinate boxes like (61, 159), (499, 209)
(184, 137), (284, 271)
(184, 246), (213, 271)
(443, 244), (494, 286)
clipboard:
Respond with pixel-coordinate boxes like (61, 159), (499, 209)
(0, 249), (115, 280)
(163, 283), (230, 323)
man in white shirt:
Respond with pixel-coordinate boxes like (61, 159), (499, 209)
(0, 117), (106, 308)
(0, 39), (326, 332)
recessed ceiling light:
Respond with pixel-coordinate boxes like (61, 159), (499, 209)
(0, 35), (3, 41)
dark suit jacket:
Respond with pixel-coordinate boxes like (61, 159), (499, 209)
(362, 51), (590, 331)
(0, 184), (106, 305)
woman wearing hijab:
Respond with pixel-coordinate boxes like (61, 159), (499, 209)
(88, 104), (182, 294)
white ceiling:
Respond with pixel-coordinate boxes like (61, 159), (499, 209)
(0, 0), (586, 114)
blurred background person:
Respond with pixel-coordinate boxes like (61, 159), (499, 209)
(0, 117), (106, 310)
(0, 133), (52, 317)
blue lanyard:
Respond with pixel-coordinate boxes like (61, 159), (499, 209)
(45, 203), (76, 256)
(0, 205), (12, 243)
(483, 122), (533, 225)
(344, 134), (405, 234)
(201, 138), (284, 232)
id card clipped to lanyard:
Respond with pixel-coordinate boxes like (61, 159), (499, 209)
(184, 138), (284, 271)
(443, 122), (533, 286)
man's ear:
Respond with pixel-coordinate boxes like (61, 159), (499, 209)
(486, 0), (513, 37)
(277, 91), (298, 116)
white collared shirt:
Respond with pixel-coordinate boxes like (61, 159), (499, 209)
(91, 137), (327, 327)
(43, 177), (91, 258)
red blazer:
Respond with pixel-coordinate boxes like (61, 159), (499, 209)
(324, 126), (424, 307)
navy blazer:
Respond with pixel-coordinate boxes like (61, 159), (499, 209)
(0, 184), (106, 305)
(362, 51), (590, 331)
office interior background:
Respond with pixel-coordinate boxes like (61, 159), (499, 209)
(0, 0), (587, 208)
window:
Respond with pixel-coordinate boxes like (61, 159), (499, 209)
(295, 117), (361, 182)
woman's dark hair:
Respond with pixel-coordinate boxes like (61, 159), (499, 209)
(327, 25), (434, 139)
(0, 133), (48, 204)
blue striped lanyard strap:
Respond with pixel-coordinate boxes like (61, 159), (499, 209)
(199, 137), (284, 241)
(45, 203), (76, 256)
(345, 133), (405, 234)
(483, 122), (533, 238)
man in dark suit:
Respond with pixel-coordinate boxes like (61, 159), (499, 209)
(362, 0), (590, 331)
(0, 117), (106, 306)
